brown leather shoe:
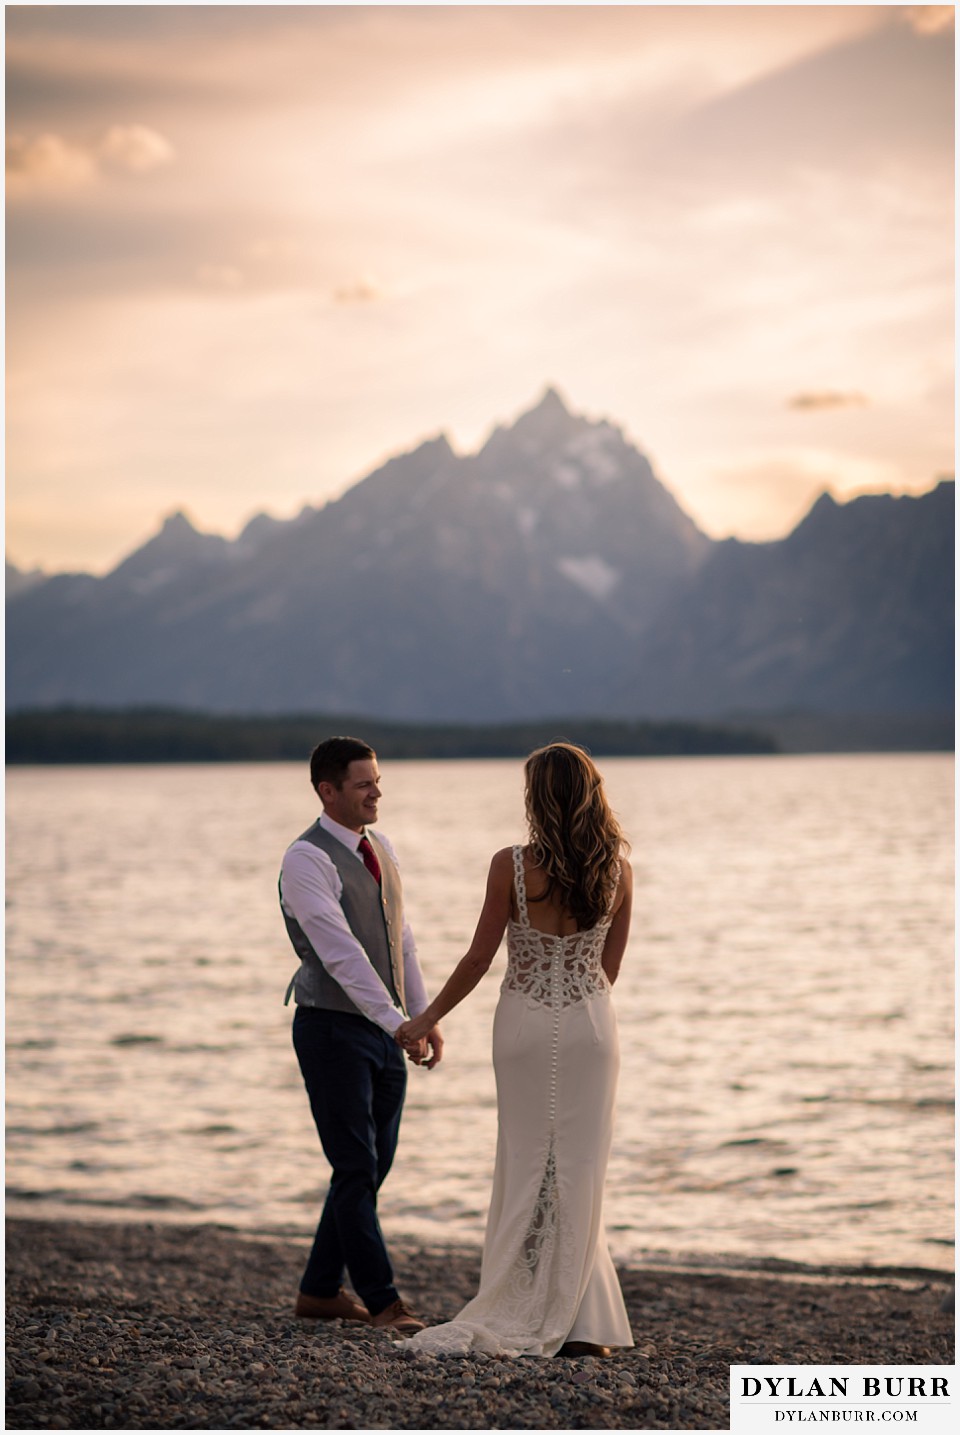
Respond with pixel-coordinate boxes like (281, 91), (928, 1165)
(557, 1341), (612, 1358)
(294, 1288), (370, 1322)
(370, 1298), (425, 1336)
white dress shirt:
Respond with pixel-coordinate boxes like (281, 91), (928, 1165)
(280, 811), (430, 1034)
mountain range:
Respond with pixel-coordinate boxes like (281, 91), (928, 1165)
(6, 388), (953, 722)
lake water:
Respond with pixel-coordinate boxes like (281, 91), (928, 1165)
(5, 754), (954, 1276)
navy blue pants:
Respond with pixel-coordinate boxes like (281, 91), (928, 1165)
(292, 1006), (407, 1317)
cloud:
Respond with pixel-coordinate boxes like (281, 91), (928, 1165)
(97, 124), (174, 173)
(333, 276), (383, 305)
(787, 392), (870, 412)
(901, 6), (955, 36)
(6, 123), (174, 194)
(6, 131), (96, 187)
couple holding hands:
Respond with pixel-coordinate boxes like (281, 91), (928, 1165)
(279, 734), (634, 1357)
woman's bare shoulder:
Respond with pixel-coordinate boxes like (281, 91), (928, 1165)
(489, 846), (518, 877)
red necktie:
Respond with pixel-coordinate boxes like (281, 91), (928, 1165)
(358, 835), (381, 884)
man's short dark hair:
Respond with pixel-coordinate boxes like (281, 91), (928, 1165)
(310, 736), (376, 794)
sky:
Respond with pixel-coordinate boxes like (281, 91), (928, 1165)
(5, 2), (955, 575)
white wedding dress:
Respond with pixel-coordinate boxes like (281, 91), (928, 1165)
(408, 846), (634, 1357)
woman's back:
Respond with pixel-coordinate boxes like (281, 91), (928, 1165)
(512, 846), (589, 937)
(502, 845), (614, 1009)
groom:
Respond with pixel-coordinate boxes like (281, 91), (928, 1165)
(279, 735), (443, 1335)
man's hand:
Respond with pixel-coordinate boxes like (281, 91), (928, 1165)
(395, 1016), (443, 1069)
(423, 1024), (443, 1070)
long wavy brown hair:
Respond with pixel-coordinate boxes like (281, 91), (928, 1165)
(523, 742), (629, 929)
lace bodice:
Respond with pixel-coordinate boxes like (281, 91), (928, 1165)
(501, 846), (614, 1009)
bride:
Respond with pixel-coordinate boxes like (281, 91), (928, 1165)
(395, 742), (634, 1357)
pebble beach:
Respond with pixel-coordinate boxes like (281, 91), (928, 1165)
(5, 1218), (954, 1431)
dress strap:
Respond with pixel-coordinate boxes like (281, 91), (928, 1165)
(512, 844), (530, 926)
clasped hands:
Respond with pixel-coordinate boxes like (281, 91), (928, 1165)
(395, 1013), (443, 1069)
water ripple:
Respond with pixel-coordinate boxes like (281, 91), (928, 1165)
(5, 754), (954, 1272)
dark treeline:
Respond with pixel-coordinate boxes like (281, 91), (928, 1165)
(5, 707), (779, 764)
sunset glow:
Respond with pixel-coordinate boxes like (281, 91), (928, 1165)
(5, 3), (954, 573)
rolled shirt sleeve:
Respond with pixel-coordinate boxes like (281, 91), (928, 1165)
(280, 832), (430, 1033)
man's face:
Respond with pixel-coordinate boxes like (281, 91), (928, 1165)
(319, 758), (382, 833)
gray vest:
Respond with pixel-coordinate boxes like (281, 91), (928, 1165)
(280, 822), (407, 1018)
